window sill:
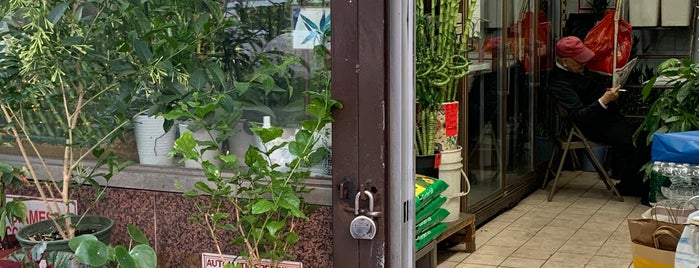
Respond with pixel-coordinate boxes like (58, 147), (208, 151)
(0, 154), (332, 206)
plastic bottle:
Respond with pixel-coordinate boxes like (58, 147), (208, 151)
(650, 161), (663, 203)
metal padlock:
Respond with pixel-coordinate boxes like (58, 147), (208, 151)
(350, 190), (377, 240)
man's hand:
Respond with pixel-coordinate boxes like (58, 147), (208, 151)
(599, 85), (621, 107)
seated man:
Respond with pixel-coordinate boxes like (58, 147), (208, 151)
(547, 36), (650, 204)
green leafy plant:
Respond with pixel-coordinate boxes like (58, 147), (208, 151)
(634, 58), (699, 145)
(0, 0), (141, 242)
(0, 160), (29, 241)
(171, 75), (339, 267)
(170, 25), (339, 265)
(7, 224), (156, 268)
(633, 58), (699, 182)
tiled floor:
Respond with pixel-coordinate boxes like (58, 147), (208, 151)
(437, 170), (649, 268)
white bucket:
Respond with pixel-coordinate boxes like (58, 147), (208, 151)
(438, 146), (469, 222)
(133, 115), (176, 166)
(178, 123), (222, 169)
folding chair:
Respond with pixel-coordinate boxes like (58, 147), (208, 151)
(541, 104), (624, 202)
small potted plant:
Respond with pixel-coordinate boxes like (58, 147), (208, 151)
(125, 0), (236, 167)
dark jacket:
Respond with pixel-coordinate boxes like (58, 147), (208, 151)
(548, 65), (650, 189)
(547, 65), (626, 139)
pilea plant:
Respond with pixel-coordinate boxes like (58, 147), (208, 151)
(7, 224), (156, 267)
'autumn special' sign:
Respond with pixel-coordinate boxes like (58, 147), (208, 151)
(202, 253), (303, 268)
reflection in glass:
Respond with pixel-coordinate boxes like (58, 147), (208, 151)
(225, 0), (332, 178)
(467, 0), (547, 205)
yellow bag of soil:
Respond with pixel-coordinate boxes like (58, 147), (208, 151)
(416, 208), (450, 235)
(415, 174), (449, 211)
(415, 223), (447, 252)
(416, 196), (447, 223)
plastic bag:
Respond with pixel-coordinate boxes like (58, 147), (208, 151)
(652, 131), (699, 165)
(675, 211), (699, 268)
(517, 11), (551, 73)
(583, 10), (632, 74)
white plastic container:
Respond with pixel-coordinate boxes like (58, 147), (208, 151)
(630, 0), (660, 26)
(133, 115), (176, 166)
(661, 0), (693, 26)
(438, 146), (469, 222)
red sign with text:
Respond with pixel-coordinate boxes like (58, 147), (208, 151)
(443, 102), (459, 137)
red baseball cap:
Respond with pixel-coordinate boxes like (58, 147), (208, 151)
(556, 36), (595, 63)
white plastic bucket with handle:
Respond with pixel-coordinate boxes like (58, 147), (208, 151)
(438, 146), (470, 222)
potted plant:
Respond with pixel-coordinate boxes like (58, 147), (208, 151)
(415, 0), (476, 177)
(634, 58), (699, 144)
(0, 0), (152, 254)
(124, 0), (238, 167)
(633, 58), (699, 201)
(5, 223), (155, 267)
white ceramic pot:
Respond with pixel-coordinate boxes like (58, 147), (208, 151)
(133, 115), (176, 166)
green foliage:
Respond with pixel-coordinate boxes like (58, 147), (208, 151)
(415, 0), (476, 155)
(70, 229), (157, 268)
(172, 86), (340, 263)
(8, 224), (156, 268)
(634, 58), (699, 145)
(634, 58), (699, 181)
(0, 161), (29, 240)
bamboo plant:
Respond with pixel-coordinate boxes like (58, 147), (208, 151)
(415, 0), (477, 156)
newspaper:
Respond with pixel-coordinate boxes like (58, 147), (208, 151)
(612, 57), (638, 88)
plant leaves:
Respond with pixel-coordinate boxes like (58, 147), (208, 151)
(251, 126), (284, 144)
(48, 3), (69, 24)
(74, 239), (109, 266)
(130, 244), (157, 268)
(134, 38), (154, 63)
(69, 234), (98, 252)
(127, 223), (150, 245)
(251, 199), (275, 214)
(206, 61), (227, 87)
(266, 220), (284, 237)
(194, 181), (214, 195)
(114, 245), (136, 268)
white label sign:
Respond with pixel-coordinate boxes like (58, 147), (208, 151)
(5, 195), (78, 235)
(202, 253), (303, 268)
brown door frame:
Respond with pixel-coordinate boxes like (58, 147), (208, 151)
(332, 0), (389, 267)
